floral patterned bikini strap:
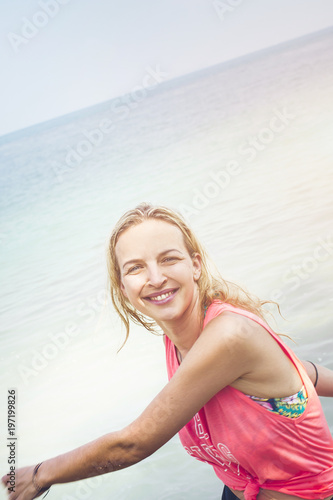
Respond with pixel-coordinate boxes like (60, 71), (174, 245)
(204, 304), (208, 318)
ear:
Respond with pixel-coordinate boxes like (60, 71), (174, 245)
(192, 253), (202, 281)
(120, 281), (128, 298)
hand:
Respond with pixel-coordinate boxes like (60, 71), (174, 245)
(1, 465), (44, 500)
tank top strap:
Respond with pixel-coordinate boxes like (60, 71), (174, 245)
(203, 301), (313, 398)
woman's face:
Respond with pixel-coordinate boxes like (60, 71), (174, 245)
(115, 219), (201, 324)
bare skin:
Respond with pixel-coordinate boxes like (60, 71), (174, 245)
(302, 361), (333, 397)
(2, 219), (332, 500)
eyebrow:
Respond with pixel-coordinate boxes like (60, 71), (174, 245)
(122, 249), (183, 270)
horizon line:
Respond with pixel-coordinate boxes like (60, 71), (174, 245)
(1, 25), (332, 141)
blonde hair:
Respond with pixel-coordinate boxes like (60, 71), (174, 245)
(107, 202), (274, 347)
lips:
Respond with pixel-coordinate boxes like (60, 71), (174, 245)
(143, 288), (178, 304)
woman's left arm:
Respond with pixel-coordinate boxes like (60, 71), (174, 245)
(1, 313), (254, 499)
(302, 360), (333, 397)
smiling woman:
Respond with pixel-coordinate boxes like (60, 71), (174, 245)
(114, 218), (202, 342)
(2, 203), (333, 500)
(107, 204), (270, 349)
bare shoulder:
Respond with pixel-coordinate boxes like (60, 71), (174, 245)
(200, 309), (265, 348)
(208, 311), (302, 397)
(182, 310), (264, 386)
(197, 309), (282, 378)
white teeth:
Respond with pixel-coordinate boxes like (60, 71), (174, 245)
(149, 291), (173, 302)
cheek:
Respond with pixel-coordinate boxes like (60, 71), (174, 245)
(121, 275), (143, 298)
(172, 263), (195, 283)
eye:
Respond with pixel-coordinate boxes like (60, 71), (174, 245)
(126, 265), (142, 274)
(162, 256), (179, 263)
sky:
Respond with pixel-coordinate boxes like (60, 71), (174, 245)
(1, 0), (333, 137)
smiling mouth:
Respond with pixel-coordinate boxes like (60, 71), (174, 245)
(144, 289), (178, 304)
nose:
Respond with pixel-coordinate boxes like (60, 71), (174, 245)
(146, 263), (167, 288)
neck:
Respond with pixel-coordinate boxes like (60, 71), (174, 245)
(158, 295), (203, 359)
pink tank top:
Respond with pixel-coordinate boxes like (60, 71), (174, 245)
(165, 302), (333, 499)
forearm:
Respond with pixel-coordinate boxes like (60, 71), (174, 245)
(302, 360), (333, 397)
(37, 428), (144, 489)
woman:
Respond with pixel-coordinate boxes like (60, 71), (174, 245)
(2, 203), (333, 500)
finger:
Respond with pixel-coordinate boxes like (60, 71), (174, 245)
(1, 474), (9, 486)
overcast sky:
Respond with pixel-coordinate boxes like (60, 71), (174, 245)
(1, 0), (333, 137)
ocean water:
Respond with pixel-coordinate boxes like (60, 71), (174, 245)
(1, 28), (333, 499)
